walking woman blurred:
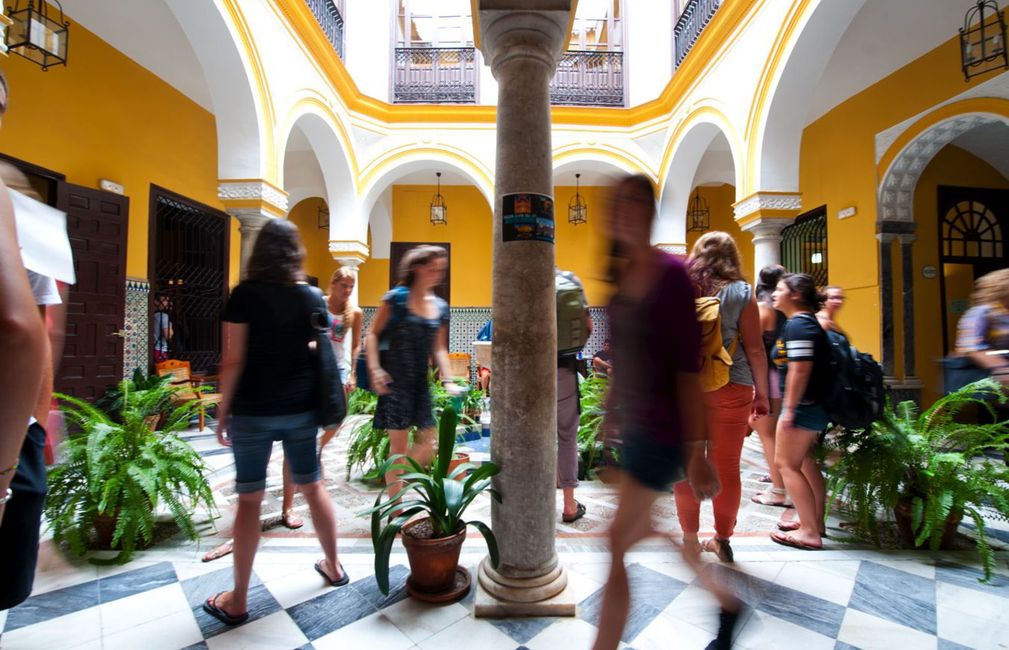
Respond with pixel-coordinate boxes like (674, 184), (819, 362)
(675, 232), (769, 563)
(816, 285), (847, 337)
(592, 175), (740, 650)
(318, 267), (363, 470)
(769, 273), (832, 550)
(750, 265), (789, 506)
(366, 245), (462, 503)
(204, 220), (346, 626)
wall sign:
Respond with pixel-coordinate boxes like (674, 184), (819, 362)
(922, 265), (937, 279)
(502, 193), (554, 244)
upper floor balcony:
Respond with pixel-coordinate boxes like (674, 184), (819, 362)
(393, 46), (478, 104)
(674, 0), (721, 68)
(306, 0), (345, 59)
(549, 50), (625, 107)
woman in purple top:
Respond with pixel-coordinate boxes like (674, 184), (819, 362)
(592, 175), (739, 650)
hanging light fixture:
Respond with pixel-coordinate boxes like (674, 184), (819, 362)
(568, 173), (588, 225)
(960, 0), (1008, 81)
(430, 172), (447, 225)
(317, 204), (329, 230)
(686, 187), (710, 232)
(5, 0), (68, 71)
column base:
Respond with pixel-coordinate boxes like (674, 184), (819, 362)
(474, 557), (576, 617)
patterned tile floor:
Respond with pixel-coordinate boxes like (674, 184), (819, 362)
(4, 419), (1009, 649)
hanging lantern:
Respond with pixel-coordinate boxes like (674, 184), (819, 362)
(317, 204), (329, 230)
(960, 0), (1008, 81)
(686, 187), (710, 232)
(568, 173), (588, 225)
(5, 0), (68, 71)
(430, 172), (447, 225)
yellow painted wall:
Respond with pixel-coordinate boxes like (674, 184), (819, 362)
(0, 15), (237, 283)
(907, 145), (1009, 404)
(685, 184), (754, 283)
(357, 184), (613, 306)
(798, 32), (998, 364)
(289, 197), (334, 284)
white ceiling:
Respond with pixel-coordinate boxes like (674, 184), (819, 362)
(60, 0), (214, 112)
(949, 121), (1009, 181)
(807, 0), (969, 125)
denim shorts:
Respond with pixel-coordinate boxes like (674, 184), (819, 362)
(793, 403), (830, 433)
(621, 432), (685, 493)
(230, 410), (319, 493)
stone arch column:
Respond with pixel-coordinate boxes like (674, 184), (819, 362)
(218, 180), (289, 278)
(734, 192), (802, 278)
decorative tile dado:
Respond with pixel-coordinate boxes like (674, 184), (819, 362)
(124, 280), (150, 379)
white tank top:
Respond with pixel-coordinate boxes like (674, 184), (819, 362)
(328, 310), (350, 371)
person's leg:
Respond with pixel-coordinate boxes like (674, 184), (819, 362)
(281, 459), (303, 528)
(708, 384), (753, 541)
(222, 490), (265, 613)
(557, 366), (581, 518)
(773, 423), (822, 548)
(385, 428), (411, 499)
(751, 401), (785, 500)
(592, 474), (662, 650)
(672, 479), (701, 544)
(317, 425), (340, 478)
(0, 423), (47, 610)
(801, 454), (827, 536)
(410, 426), (436, 467)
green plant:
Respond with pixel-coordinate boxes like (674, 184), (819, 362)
(577, 374), (609, 480)
(364, 406), (501, 594)
(94, 369), (176, 425)
(347, 388), (378, 416)
(46, 387), (218, 564)
(826, 379), (1009, 581)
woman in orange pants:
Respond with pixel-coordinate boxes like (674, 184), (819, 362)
(673, 232), (769, 562)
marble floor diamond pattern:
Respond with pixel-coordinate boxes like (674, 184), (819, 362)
(3, 543), (1008, 649)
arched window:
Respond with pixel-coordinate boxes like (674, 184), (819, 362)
(941, 199), (1004, 259)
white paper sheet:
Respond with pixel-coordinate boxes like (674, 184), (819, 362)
(11, 188), (75, 284)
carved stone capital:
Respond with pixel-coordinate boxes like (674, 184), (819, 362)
(654, 243), (687, 255)
(739, 216), (793, 241)
(329, 240), (369, 266)
(218, 179), (289, 217)
(478, 8), (570, 78)
(733, 192), (802, 221)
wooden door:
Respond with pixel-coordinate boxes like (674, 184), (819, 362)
(56, 183), (130, 400)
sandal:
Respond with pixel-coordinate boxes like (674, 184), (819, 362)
(770, 531), (821, 550)
(562, 501), (586, 523)
(757, 474), (772, 483)
(281, 509), (304, 529)
(314, 559), (350, 587)
(776, 520), (800, 532)
(751, 491), (791, 507)
(201, 540), (234, 562)
(700, 537), (734, 563)
(202, 592), (249, 626)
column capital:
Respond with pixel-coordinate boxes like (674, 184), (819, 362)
(733, 191), (802, 223)
(329, 240), (369, 268)
(739, 216), (794, 239)
(477, 6), (571, 77)
(655, 243), (687, 255)
(218, 179), (289, 218)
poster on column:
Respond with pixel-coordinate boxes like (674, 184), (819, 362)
(502, 193), (554, 244)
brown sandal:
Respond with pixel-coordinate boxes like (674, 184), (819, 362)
(700, 537), (734, 563)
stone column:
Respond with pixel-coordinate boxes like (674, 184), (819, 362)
(330, 240), (369, 305)
(218, 179), (289, 278)
(899, 233), (917, 381)
(475, 3), (575, 617)
(734, 192), (801, 280)
(877, 233), (896, 378)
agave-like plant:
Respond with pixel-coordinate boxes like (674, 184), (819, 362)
(46, 385), (218, 564)
(364, 406), (501, 594)
(827, 379), (1009, 581)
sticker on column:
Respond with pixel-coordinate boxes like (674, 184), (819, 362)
(502, 193), (554, 244)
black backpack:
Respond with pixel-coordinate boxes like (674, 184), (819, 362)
(822, 327), (886, 430)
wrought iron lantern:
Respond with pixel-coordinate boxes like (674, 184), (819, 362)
(686, 187), (710, 232)
(568, 173), (588, 225)
(5, 0), (68, 70)
(960, 0), (1008, 81)
(317, 204), (329, 230)
(430, 172), (447, 225)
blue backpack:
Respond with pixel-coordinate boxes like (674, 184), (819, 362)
(355, 287), (409, 393)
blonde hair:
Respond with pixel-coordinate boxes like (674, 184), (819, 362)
(972, 269), (1009, 308)
(687, 230), (746, 295)
(329, 267), (358, 329)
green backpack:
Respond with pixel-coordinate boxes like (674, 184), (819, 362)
(556, 270), (589, 356)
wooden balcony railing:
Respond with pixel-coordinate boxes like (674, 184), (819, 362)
(393, 47), (478, 104)
(674, 0), (721, 68)
(549, 50), (624, 107)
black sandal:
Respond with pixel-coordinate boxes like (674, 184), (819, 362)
(562, 501), (586, 523)
(315, 559), (350, 587)
(700, 537), (734, 563)
(203, 592), (249, 626)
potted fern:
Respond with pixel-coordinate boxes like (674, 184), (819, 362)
(364, 406), (501, 602)
(46, 386), (218, 564)
(827, 379), (1009, 581)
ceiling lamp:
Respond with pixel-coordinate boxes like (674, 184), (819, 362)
(5, 0), (68, 71)
(686, 187), (710, 232)
(960, 0), (1008, 81)
(568, 173), (587, 225)
(430, 172), (447, 225)
(318, 204), (329, 230)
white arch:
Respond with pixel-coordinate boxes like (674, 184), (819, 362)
(750, 0), (868, 192)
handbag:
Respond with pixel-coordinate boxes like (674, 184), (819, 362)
(356, 286), (410, 394)
(941, 355), (990, 394)
(305, 286), (347, 428)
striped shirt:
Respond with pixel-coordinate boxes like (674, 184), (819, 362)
(773, 313), (830, 404)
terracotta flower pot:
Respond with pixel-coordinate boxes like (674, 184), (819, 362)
(893, 498), (963, 550)
(93, 510), (120, 549)
(401, 517), (467, 598)
(447, 452), (470, 478)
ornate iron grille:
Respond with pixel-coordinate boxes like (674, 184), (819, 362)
(942, 199), (1004, 259)
(674, 0), (721, 68)
(780, 207), (828, 287)
(153, 194), (228, 373)
(549, 51), (624, 107)
(306, 0), (344, 59)
(394, 47), (477, 103)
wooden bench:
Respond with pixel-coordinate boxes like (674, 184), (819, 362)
(155, 359), (222, 432)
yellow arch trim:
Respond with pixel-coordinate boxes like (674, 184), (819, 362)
(742, 0), (814, 194)
(360, 145), (495, 206)
(658, 103), (744, 192)
(221, 0), (279, 184)
(877, 97), (1009, 181)
(276, 93), (362, 193)
(552, 145), (656, 182)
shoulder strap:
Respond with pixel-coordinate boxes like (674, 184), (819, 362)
(388, 286), (410, 327)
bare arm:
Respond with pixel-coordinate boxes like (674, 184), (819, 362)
(214, 322), (248, 446)
(739, 295), (770, 418)
(366, 300), (393, 395)
(780, 360), (813, 426)
(967, 350), (1009, 371)
(348, 307), (364, 389)
(434, 324), (454, 383)
(0, 183), (47, 508)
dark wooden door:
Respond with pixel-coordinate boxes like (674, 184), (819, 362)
(56, 183), (130, 400)
(389, 242), (451, 304)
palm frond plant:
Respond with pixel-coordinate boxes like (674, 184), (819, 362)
(577, 374), (609, 480)
(46, 387), (218, 564)
(347, 387), (378, 416)
(826, 379), (1009, 581)
(363, 406), (501, 597)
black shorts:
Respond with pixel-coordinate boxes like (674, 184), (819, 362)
(0, 422), (48, 610)
(621, 432), (684, 492)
